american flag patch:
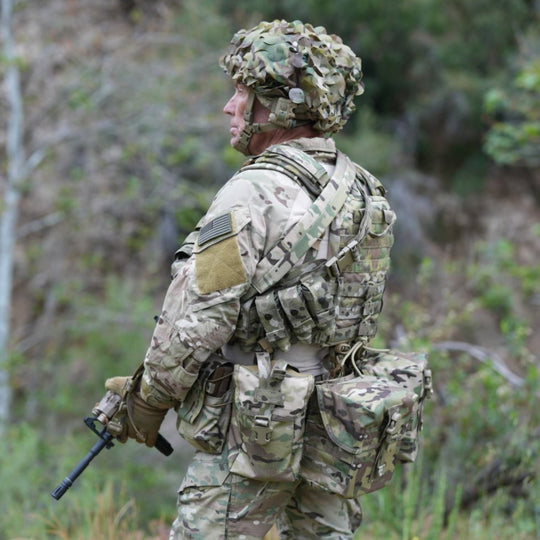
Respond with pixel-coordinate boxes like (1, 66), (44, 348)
(198, 213), (233, 246)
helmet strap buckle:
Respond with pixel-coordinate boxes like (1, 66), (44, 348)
(268, 97), (296, 128)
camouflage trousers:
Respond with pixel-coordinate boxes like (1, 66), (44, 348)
(169, 449), (362, 539)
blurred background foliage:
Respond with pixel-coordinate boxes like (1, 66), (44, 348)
(1, 0), (539, 538)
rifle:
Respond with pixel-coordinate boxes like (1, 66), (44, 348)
(51, 391), (173, 500)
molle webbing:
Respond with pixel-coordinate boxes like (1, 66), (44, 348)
(243, 146), (357, 296)
(233, 144), (395, 351)
(241, 144), (331, 198)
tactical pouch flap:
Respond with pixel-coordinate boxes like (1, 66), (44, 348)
(300, 374), (417, 498)
(359, 348), (432, 462)
(228, 356), (315, 482)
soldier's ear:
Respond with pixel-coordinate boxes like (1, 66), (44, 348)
(252, 96), (271, 123)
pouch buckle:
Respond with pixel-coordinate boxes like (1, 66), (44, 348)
(424, 368), (433, 399)
(250, 415), (273, 444)
(373, 411), (403, 478)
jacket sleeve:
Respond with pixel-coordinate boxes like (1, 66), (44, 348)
(140, 200), (262, 407)
(140, 165), (309, 408)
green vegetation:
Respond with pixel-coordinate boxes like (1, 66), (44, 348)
(484, 41), (540, 168)
(220, 0), (535, 187)
(2, 233), (538, 539)
(2, 0), (538, 538)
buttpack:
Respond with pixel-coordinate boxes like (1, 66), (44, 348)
(299, 345), (432, 497)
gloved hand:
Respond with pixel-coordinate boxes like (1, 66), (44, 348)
(105, 375), (168, 448)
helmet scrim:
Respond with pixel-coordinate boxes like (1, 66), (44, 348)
(220, 20), (364, 152)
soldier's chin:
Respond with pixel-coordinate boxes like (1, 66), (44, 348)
(230, 135), (240, 148)
(231, 139), (250, 156)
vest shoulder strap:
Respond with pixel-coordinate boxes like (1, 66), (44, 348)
(245, 148), (358, 297)
(240, 143), (330, 199)
(355, 163), (386, 196)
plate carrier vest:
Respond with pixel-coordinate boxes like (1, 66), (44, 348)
(230, 142), (396, 352)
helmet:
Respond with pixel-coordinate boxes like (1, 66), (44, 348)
(220, 20), (364, 153)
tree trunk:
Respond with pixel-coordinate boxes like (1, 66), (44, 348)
(0, 0), (25, 434)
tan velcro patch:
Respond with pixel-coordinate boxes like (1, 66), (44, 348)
(195, 236), (247, 294)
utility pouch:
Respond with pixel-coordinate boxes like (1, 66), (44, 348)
(358, 347), (432, 462)
(300, 373), (418, 498)
(228, 353), (314, 481)
(176, 354), (233, 454)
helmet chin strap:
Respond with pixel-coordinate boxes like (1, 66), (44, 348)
(233, 91), (311, 156)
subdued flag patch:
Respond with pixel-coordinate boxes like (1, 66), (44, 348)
(198, 213), (233, 246)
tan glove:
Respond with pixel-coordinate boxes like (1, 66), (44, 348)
(104, 376), (168, 448)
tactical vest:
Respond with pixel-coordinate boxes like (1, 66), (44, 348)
(231, 143), (395, 351)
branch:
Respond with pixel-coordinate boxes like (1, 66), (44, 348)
(0, 0), (22, 433)
(18, 211), (64, 238)
(443, 453), (536, 525)
(431, 340), (526, 387)
(21, 147), (48, 179)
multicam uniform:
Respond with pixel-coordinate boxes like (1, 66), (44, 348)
(140, 135), (395, 538)
(97, 17), (425, 540)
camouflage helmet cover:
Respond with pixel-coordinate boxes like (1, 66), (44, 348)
(220, 20), (364, 134)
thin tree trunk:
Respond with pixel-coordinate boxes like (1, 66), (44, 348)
(0, 0), (24, 434)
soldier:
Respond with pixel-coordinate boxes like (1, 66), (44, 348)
(104, 20), (396, 539)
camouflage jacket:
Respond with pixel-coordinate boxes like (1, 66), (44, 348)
(141, 137), (394, 407)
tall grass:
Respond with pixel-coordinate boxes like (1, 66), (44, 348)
(358, 459), (538, 540)
(3, 234), (538, 539)
(44, 483), (144, 540)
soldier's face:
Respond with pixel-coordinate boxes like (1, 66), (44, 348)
(223, 84), (270, 154)
(223, 84), (250, 149)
